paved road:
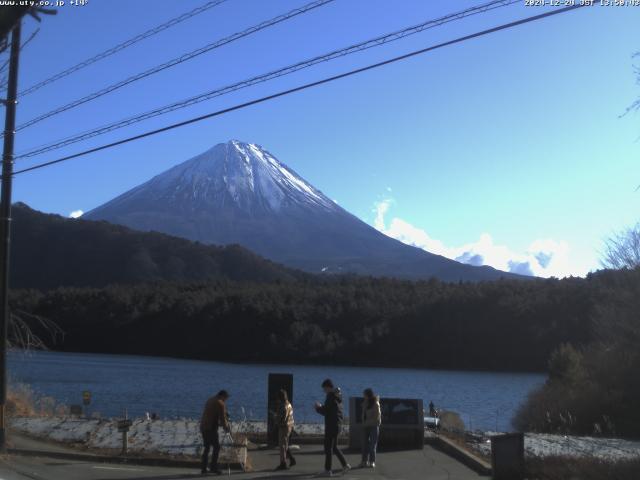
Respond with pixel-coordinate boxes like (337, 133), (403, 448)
(0, 456), (195, 480)
(0, 434), (484, 480)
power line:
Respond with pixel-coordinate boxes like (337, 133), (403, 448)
(11, 3), (589, 178)
(16, 0), (519, 160)
(15, 0), (336, 132)
(18, 0), (228, 97)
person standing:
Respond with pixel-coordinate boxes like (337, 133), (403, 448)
(429, 400), (437, 418)
(359, 388), (381, 468)
(315, 379), (350, 476)
(276, 389), (296, 470)
(200, 390), (230, 475)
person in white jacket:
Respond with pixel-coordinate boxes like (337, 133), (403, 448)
(359, 388), (381, 468)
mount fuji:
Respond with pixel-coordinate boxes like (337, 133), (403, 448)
(85, 140), (517, 281)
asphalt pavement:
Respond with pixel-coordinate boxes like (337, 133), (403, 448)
(0, 433), (485, 480)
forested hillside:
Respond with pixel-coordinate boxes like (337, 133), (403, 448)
(11, 270), (625, 372)
(11, 204), (637, 374)
(11, 203), (302, 289)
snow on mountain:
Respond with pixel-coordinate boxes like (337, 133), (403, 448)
(86, 140), (520, 281)
(97, 140), (336, 215)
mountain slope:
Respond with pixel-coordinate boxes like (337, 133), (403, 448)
(86, 140), (520, 281)
(10, 203), (301, 289)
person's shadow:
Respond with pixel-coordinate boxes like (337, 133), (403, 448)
(100, 471), (323, 480)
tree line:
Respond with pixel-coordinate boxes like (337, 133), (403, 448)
(11, 269), (627, 373)
(11, 203), (640, 436)
(515, 225), (640, 437)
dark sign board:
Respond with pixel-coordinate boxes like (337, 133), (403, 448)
(69, 405), (83, 416)
(267, 373), (293, 445)
(491, 433), (525, 480)
(353, 397), (422, 426)
(117, 419), (133, 433)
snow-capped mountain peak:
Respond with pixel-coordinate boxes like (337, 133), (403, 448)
(85, 140), (518, 282)
(136, 140), (336, 213)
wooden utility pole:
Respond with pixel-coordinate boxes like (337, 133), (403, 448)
(0, 19), (21, 451)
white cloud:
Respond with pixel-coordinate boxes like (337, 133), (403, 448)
(373, 198), (392, 231)
(372, 198), (584, 278)
(69, 210), (84, 219)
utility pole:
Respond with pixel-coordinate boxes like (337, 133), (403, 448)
(0, 19), (21, 451)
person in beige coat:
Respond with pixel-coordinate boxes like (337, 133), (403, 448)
(276, 389), (296, 470)
(359, 388), (381, 468)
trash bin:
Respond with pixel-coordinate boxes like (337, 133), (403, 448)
(491, 433), (524, 480)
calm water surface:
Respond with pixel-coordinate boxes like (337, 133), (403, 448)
(8, 350), (545, 432)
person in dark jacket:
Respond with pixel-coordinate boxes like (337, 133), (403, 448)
(315, 379), (350, 476)
(199, 390), (230, 475)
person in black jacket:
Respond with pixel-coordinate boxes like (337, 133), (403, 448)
(199, 390), (230, 475)
(315, 379), (351, 476)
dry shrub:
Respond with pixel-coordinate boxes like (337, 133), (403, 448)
(439, 410), (465, 434)
(36, 395), (66, 416)
(6, 383), (36, 417)
(6, 383), (66, 418)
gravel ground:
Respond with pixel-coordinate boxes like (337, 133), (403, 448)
(470, 432), (640, 461)
(8, 417), (344, 457)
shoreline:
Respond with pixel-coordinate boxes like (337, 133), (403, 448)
(8, 348), (550, 376)
(9, 416), (640, 462)
(9, 350), (546, 432)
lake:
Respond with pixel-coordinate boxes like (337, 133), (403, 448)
(8, 350), (545, 432)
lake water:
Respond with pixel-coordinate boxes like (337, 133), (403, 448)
(8, 350), (545, 432)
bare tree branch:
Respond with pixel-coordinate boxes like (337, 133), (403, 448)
(9, 310), (63, 350)
(601, 223), (640, 270)
(622, 52), (640, 116)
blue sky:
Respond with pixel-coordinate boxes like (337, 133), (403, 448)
(9, 0), (640, 277)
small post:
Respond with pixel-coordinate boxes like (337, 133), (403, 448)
(122, 428), (128, 455)
(118, 408), (130, 456)
(82, 390), (91, 418)
(123, 408), (128, 455)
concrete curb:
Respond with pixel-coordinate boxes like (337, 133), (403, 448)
(426, 435), (492, 476)
(7, 448), (246, 471)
